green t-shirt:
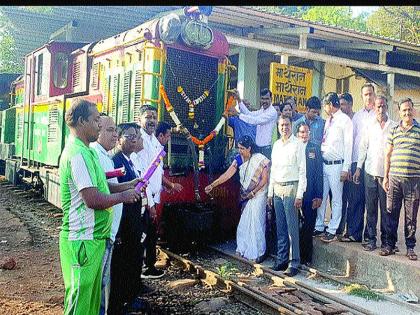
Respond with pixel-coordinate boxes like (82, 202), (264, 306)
(59, 135), (112, 240)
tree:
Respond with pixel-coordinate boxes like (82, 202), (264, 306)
(366, 6), (419, 44)
(301, 6), (367, 32)
(0, 6), (53, 73)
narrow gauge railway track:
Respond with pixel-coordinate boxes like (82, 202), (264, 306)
(158, 247), (373, 315)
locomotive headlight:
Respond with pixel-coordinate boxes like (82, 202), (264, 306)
(181, 20), (213, 50)
(158, 13), (182, 44)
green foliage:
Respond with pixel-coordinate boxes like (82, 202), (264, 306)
(343, 283), (384, 301)
(301, 6), (367, 32)
(19, 6), (54, 14)
(0, 10), (23, 74)
(0, 31), (23, 73)
(253, 6), (311, 17)
(366, 6), (419, 44)
(215, 263), (238, 280)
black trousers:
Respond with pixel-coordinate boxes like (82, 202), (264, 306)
(144, 207), (158, 269)
(108, 204), (147, 315)
(337, 162), (365, 241)
(363, 173), (387, 246)
(384, 176), (419, 249)
(300, 199), (317, 264)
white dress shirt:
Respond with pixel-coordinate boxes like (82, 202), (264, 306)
(238, 101), (278, 147)
(90, 142), (122, 242)
(321, 109), (353, 172)
(131, 128), (164, 207)
(268, 135), (307, 199)
(357, 116), (396, 177)
(351, 107), (376, 163)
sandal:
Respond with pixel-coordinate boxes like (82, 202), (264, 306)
(379, 247), (395, 256)
(406, 248), (418, 261)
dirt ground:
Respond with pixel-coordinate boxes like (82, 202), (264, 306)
(0, 177), (63, 314)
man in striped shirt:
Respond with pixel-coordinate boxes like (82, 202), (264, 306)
(381, 98), (419, 261)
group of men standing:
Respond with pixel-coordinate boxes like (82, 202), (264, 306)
(227, 83), (419, 277)
(59, 100), (182, 314)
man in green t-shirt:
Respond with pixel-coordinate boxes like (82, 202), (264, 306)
(59, 99), (141, 315)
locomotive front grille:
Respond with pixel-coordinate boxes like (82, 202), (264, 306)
(164, 47), (219, 155)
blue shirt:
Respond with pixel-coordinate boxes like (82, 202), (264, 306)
(228, 116), (256, 144)
(293, 115), (325, 147)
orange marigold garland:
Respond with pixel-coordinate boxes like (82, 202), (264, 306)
(160, 84), (236, 169)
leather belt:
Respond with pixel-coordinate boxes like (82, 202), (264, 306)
(277, 181), (298, 186)
(323, 159), (344, 165)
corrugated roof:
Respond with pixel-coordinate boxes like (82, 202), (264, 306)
(1, 6), (181, 61)
(248, 6), (420, 48)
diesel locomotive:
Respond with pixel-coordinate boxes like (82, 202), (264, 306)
(0, 7), (242, 247)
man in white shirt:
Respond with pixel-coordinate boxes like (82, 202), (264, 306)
(229, 88), (278, 159)
(89, 114), (125, 315)
(314, 92), (353, 242)
(132, 106), (182, 279)
(268, 116), (306, 277)
(338, 87), (375, 243)
(131, 105), (166, 279)
(354, 96), (396, 251)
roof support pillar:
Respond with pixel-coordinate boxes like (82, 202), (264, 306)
(379, 50), (387, 65)
(237, 46), (259, 108)
(280, 54), (289, 65)
(299, 33), (308, 50)
(387, 72), (396, 120)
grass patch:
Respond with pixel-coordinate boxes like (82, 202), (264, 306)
(343, 284), (384, 301)
(216, 263), (238, 280)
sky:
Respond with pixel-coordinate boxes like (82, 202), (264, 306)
(351, 6), (379, 17)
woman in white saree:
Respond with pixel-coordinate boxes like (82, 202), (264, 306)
(205, 135), (270, 263)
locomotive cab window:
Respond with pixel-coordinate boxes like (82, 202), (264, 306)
(35, 53), (49, 96)
(53, 53), (68, 89)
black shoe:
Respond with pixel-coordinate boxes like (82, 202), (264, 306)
(141, 267), (165, 279)
(394, 245), (400, 252)
(313, 229), (325, 237)
(284, 267), (299, 277)
(321, 232), (337, 243)
(139, 283), (156, 295)
(362, 243), (377, 251)
(272, 262), (288, 271)
(125, 297), (150, 313)
(255, 254), (266, 264)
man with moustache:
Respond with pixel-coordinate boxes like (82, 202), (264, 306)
(229, 88), (278, 159)
(132, 106), (182, 279)
(108, 123), (150, 314)
(90, 113), (124, 315)
(353, 96), (396, 251)
(293, 96), (325, 146)
(59, 100), (140, 315)
(381, 98), (419, 261)
(268, 116), (306, 276)
(295, 122), (323, 266)
(339, 85), (376, 243)
(314, 92), (353, 243)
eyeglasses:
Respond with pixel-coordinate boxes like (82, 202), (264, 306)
(122, 134), (137, 140)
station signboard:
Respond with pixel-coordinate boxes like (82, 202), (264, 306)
(269, 63), (313, 113)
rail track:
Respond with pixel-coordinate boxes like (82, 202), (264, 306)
(157, 246), (373, 315)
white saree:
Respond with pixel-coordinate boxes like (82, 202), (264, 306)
(236, 153), (269, 260)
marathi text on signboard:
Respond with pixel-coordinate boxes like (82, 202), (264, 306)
(269, 63), (313, 113)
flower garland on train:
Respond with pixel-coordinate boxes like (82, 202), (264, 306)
(177, 86), (209, 121)
(160, 84), (235, 169)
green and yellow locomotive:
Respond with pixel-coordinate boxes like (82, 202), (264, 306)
(0, 8), (241, 243)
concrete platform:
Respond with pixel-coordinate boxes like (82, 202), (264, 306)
(312, 235), (420, 297)
(312, 204), (420, 297)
